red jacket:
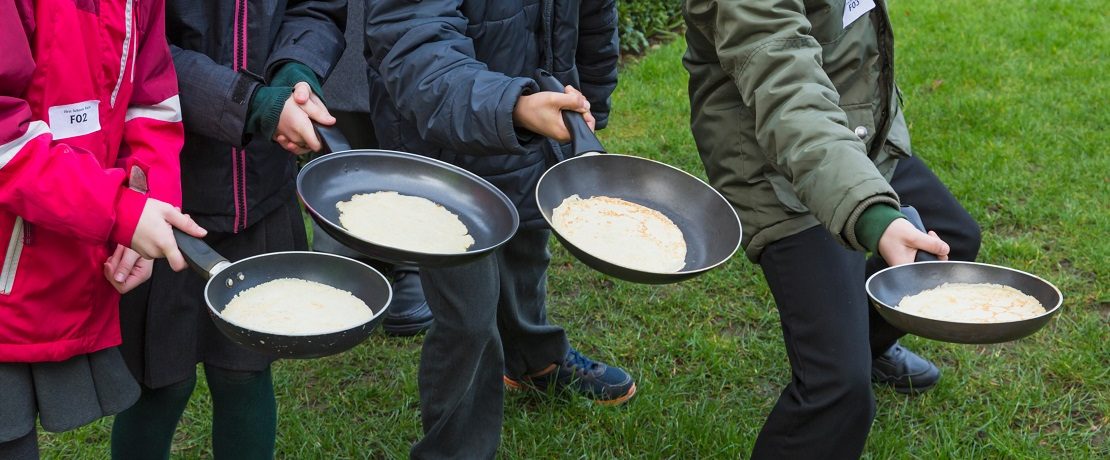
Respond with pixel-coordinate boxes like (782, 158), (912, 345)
(0, 0), (183, 362)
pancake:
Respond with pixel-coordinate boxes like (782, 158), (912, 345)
(337, 191), (475, 254)
(221, 278), (373, 335)
(896, 282), (1046, 323)
(552, 194), (686, 273)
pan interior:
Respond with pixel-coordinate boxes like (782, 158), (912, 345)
(205, 252), (391, 334)
(537, 155), (741, 272)
(299, 151), (518, 252)
(868, 262), (1062, 317)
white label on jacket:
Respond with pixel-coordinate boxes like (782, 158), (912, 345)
(47, 100), (101, 140)
(843, 0), (876, 28)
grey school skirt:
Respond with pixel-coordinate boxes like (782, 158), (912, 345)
(0, 347), (139, 443)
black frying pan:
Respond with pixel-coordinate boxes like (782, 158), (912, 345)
(865, 207), (1063, 343)
(533, 70), (742, 284)
(296, 127), (519, 267)
(173, 229), (392, 358)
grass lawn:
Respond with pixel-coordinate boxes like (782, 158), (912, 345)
(43, 0), (1107, 458)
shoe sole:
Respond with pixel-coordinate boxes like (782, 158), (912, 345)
(872, 369), (941, 396)
(888, 380), (938, 395)
(503, 376), (637, 406)
(382, 317), (433, 337)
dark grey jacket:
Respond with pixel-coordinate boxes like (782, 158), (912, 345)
(364, 0), (619, 229)
(168, 0), (345, 232)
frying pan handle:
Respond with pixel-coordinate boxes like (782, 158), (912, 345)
(900, 206), (940, 262)
(533, 69), (607, 157)
(313, 123), (352, 154)
(173, 228), (232, 279)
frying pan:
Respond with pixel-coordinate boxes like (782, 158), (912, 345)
(296, 127), (519, 267)
(173, 229), (392, 358)
(533, 70), (742, 284)
(865, 207), (1063, 343)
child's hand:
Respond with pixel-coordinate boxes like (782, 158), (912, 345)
(103, 245), (153, 294)
(877, 218), (951, 266)
(130, 199), (207, 272)
(273, 82), (336, 155)
(513, 85), (595, 142)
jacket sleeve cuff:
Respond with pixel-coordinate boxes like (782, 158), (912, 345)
(501, 78), (545, 153)
(843, 195), (901, 251)
(853, 204), (906, 253)
(245, 86), (294, 141)
(269, 60), (325, 101)
(110, 188), (147, 247)
(224, 71), (263, 147)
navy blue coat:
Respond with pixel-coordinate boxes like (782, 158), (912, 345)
(364, 0), (619, 229)
(169, 0), (346, 233)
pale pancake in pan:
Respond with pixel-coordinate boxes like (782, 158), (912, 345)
(221, 278), (373, 335)
(552, 194), (686, 273)
(337, 191), (475, 254)
(897, 282), (1046, 323)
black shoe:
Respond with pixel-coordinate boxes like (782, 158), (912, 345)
(503, 348), (637, 405)
(382, 267), (433, 336)
(871, 342), (941, 395)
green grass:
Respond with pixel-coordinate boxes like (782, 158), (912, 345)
(42, 1), (1107, 457)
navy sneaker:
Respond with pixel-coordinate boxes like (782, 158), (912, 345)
(871, 342), (941, 395)
(504, 348), (636, 405)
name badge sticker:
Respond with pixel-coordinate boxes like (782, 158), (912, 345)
(843, 0), (877, 29)
(48, 100), (101, 140)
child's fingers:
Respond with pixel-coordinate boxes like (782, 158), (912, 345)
(118, 259), (153, 293)
(164, 246), (187, 272)
(167, 210), (207, 238)
(107, 244), (125, 265)
(114, 248), (142, 283)
(924, 230), (950, 260)
(548, 92), (588, 113)
(562, 85), (591, 112)
(908, 229), (950, 261)
(300, 98), (336, 126)
(118, 275), (145, 293)
(292, 82), (312, 104)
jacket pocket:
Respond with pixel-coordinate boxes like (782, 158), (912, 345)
(840, 102), (877, 148)
(763, 169), (809, 214)
(1, 217), (25, 295)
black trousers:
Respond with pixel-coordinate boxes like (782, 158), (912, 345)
(409, 229), (569, 459)
(0, 431), (37, 460)
(751, 155), (981, 459)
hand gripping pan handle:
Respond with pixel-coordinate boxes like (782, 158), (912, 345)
(533, 69), (607, 157)
(900, 205), (940, 262)
(312, 123), (353, 154)
(173, 228), (232, 278)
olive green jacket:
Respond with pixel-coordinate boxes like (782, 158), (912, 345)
(684, 0), (914, 262)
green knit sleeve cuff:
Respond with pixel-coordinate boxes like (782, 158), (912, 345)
(245, 86), (294, 141)
(855, 204), (907, 253)
(270, 61), (325, 102)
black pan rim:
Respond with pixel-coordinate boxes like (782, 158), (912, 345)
(535, 153), (743, 275)
(296, 149), (521, 256)
(203, 251), (393, 337)
(865, 260), (1064, 321)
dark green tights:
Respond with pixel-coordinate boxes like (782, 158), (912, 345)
(111, 365), (276, 460)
